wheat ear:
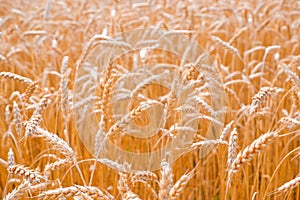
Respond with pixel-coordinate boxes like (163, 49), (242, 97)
(211, 35), (242, 59)
(3, 180), (29, 200)
(169, 171), (194, 200)
(23, 81), (38, 103)
(36, 127), (75, 160)
(13, 101), (22, 137)
(219, 120), (235, 141)
(44, 158), (73, 177)
(227, 128), (238, 169)
(38, 185), (113, 200)
(123, 190), (142, 200)
(23, 30), (47, 36)
(59, 56), (69, 113)
(7, 148), (15, 167)
(159, 160), (173, 200)
(132, 171), (158, 183)
(274, 176), (300, 194)
(118, 172), (135, 198)
(107, 100), (158, 137)
(228, 131), (278, 184)
(8, 164), (47, 184)
(0, 72), (33, 84)
(249, 87), (282, 115)
(5, 105), (12, 124)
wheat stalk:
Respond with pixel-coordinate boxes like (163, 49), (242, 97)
(0, 158), (8, 168)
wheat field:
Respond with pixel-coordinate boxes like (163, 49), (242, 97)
(0, 0), (300, 199)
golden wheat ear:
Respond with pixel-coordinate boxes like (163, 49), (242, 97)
(0, 72), (33, 84)
(268, 176), (300, 196)
(7, 164), (48, 184)
(227, 131), (279, 185)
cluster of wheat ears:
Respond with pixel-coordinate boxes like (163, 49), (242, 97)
(0, 0), (300, 199)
